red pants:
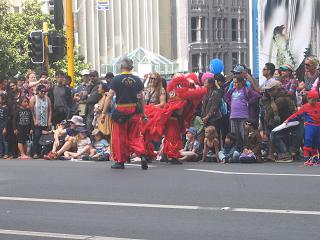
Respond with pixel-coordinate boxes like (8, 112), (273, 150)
(163, 118), (182, 159)
(111, 105), (145, 163)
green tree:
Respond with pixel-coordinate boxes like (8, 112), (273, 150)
(0, 0), (91, 84)
(0, 0), (48, 75)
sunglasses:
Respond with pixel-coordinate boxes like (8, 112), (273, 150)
(305, 63), (311, 67)
(149, 77), (157, 80)
(39, 90), (46, 93)
(262, 68), (268, 71)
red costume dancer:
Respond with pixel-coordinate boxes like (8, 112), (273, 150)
(286, 90), (320, 161)
(104, 57), (148, 170)
(143, 75), (206, 164)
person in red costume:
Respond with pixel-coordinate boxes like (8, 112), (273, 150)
(143, 74), (207, 164)
(103, 57), (148, 170)
(285, 90), (320, 162)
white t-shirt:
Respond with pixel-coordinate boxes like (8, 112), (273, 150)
(77, 137), (91, 153)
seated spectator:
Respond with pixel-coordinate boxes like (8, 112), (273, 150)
(44, 115), (85, 160)
(64, 127), (91, 160)
(218, 133), (240, 163)
(202, 126), (220, 162)
(13, 97), (34, 159)
(87, 129), (110, 161)
(240, 119), (262, 163)
(178, 127), (201, 162)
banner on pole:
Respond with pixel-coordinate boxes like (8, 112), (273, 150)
(97, 0), (109, 10)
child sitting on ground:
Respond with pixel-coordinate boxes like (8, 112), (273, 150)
(202, 126), (220, 162)
(218, 133), (240, 163)
(87, 129), (110, 161)
(285, 90), (320, 165)
(178, 127), (202, 162)
(240, 119), (262, 163)
(64, 127), (91, 160)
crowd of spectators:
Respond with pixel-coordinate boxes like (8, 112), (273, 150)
(0, 55), (319, 164)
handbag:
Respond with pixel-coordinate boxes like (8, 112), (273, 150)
(239, 152), (257, 163)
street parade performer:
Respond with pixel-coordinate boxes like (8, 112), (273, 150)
(285, 90), (320, 165)
(103, 57), (148, 170)
(143, 74), (207, 164)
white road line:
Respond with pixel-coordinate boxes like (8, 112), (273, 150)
(0, 229), (143, 239)
(185, 169), (320, 177)
(230, 208), (320, 216)
(0, 196), (320, 216)
(0, 196), (201, 210)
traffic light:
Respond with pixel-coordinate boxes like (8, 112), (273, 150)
(49, 0), (64, 30)
(28, 31), (44, 64)
(48, 32), (66, 62)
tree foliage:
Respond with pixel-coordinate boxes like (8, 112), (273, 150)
(0, 0), (91, 85)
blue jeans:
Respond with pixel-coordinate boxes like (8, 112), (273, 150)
(218, 150), (240, 163)
(32, 126), (47, 156)
(0, 127), (8, 156)
(270, 123), (304, 154)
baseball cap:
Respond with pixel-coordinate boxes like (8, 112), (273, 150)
(231, 64), (245, 74)
(81, 69), (90, 76)
(264, 80), (282, 90)
(279, 64), (294, 72)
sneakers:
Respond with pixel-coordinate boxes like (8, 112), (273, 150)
(140, 156), (148, 170)
(111, 162), (125, 169)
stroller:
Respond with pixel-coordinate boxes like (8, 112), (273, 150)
(39, 131), (55, 157)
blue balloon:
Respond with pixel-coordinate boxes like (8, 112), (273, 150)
(209, 58), (224, 74)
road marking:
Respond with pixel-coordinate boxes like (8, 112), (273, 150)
(185, 169), (320, 177)
(125, 163), (156, 168)
(0, 196), (320, 216)
(0, 229), (143, 239)
(229, 208), (320, 216)
(0, 196), (202, 210)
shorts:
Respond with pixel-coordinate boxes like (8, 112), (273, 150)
(17, 126), (31, 144)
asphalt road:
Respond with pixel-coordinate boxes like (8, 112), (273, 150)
(0, 159), (320, 240)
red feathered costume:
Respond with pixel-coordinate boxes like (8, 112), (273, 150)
(143, 75), (206, 160)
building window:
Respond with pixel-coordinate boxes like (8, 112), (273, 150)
(191, 17), (197, 42)
(201, 17), (207, 42)
(240, 19), (246, 42)
(223, 18), (227, 40)
(192, 54), (200, 72)
(212, 18), (216, 41)
(232, 52), (239, 66)
(231, 18), (238, 41)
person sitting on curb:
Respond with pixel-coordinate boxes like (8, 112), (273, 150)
(44, 116), (85, 160)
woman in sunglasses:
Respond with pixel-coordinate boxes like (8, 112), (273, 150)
(29, 84), (52, 158)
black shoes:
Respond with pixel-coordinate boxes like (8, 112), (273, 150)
(170, 158), (183, 165)
(140, 156), (148, 170)
(111, 162), (125, 169)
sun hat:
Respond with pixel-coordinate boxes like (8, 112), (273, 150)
(186, 127), (197, 136)
(67, 116), (85, 126)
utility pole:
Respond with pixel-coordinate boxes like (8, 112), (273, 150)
(43, 22), (49, 72)
(66, 0), (75, 87)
